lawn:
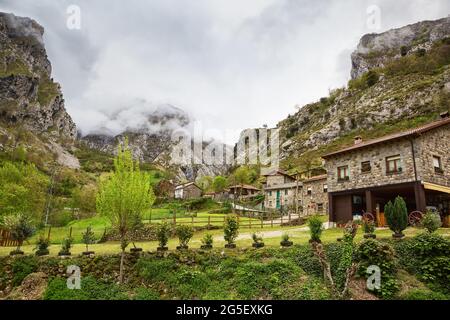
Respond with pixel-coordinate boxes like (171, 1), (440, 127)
(3, 226), (449, 257)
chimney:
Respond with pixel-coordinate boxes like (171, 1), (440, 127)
(354, 136), (363, 145)
(440, 111), (449, 119)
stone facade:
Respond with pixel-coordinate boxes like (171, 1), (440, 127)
(263, 171), (298, 211)
(174, 182), (202, 199)
(301, 175), (328, 215)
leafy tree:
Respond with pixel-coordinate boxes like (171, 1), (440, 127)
(71, 184), (98, 215)
(157, 221), (170, 248)
(1, 213), (35, 254)
(308, 215), (323, 243)
(196, 175), (213, 191)
(96, 139), (156, 283)
(384, 196), (408, 238)
(0, 161), (49, 220)
(176, 225), (194, 248)
(224, 215), (239, 246)
(212, 176), (227, 193)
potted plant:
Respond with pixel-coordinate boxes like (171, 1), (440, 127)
(200, 233), (213, 249)
(156, 222), (170, 252)
(252, 233), (264, 248)
(82, 226), (96, 256)
(421, 211), (442, 233)
(2, 213), (35, 256)
(280, 233), (293, 247)
(384, 196), (408, 239)
(224, 215), (239, 249)
(176, 225), (194, 250)
(34, 235), (50, 256)
(362, 219), (376, 239)
(308, 215), (323, 243)
(58, 237), (73, 256)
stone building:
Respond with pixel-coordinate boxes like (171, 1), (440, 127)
(228, 184), (261, 200)
(262, 169), (299, 211)
(300, 175), (328, 216)
(174, 182), (202, 200)
(322, 114), (450, 224)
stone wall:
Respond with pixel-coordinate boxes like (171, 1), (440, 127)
(415, 125), (450, 187)
(264, 184), (298, 210)
(301, 177), (328, 215)
(325, 138), (417, 193)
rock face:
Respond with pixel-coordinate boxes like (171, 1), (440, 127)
(263, 16), (450, 169)
(351, 17), (450, 79)
(0, 12), (76, 139)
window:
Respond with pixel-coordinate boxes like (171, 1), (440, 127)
(337, 166), (349, 181)
(269, 201), (272, 206)
(433, 156), (443, 173)
(269, 191), (272, 196)
(284, 189), (288, 195)
(307, 187), (312, 195)
(317, 203), (324, 212)
(323, 184), (328, 193)
(386, 155), (402, 174)
(361, 161), (371, 173)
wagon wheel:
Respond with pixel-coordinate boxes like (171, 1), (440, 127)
(408, 211), (423, 226)
(362, 212), (375, 222)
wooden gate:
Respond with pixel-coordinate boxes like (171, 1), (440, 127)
(0, 229), (19, 247)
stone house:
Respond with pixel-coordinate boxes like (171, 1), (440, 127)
(228, 184), (261, 200)
(262, 169), (299, 211)
(300, 175), (329, 216)
(322, 114), (450, 224)
(174, 182), (202, 200)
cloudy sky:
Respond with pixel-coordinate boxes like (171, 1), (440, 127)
(1, 0), (449, 143)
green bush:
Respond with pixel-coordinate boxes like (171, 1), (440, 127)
(133, 287), (160, 300)
(384, 196), (408, 237)
(362, 219), (375, 234)
(156, 222), (170, 248)
(176, 225), (194, 247)
(11, 256), (38, 286)
(291, 245), (322, 277)
(421, 211), (442, 233)
(58, 237), (73, 256)
(356, 239), (399, 299)
(34, 235), (50, 256)
(137, 257), (178, 282)
(82, 226), (96, 252)
(44, 276), (127, 300)
(201, 233), (213, 246)
(401, 288), (448, 300)
(308, 215), (323, 242)
(252, 233), (263, 244)
(223, 215), (239, 245)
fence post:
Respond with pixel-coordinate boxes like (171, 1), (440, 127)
(260, 213), (263, 229)
(249, 213), (252, 229)
(173, 212), (176, 226)
(208, 216), (211, 228)
(191, 216), (194, 226)
(281, 213), (283, 225)
(47, 226), (52, 241)
(69, 226), (73, 238)
(289, 212), (291, 223)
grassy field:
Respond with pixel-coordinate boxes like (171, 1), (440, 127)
(3, 225), (449, 257)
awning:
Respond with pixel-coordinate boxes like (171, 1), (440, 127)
(423, 182), (450, 195)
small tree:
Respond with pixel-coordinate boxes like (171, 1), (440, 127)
(34, 235), (50, 256)
(201, 233), (213, 249)
(421, 211), (442, 233)
(176, 225), (194, 249)
(385, 196), (408, 238)
(2, 213), (35, 255)
(212, 176), (227, 193)
(157, 222), (170, 250)
(96, 139), (156, 283)
(82, 226), (96, 253)
(308, 215), (323, 243)
(224, 215), (239, 248)
(58, 237), (73, 256)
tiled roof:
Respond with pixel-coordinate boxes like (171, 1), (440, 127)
(228, 184), (261, 191)
(322, 117), (450, 158)
(302, 174), (327, 183)
(264, 182), (300, 190)
(175, 182), (200, 189)
(261, 168), (295, 178)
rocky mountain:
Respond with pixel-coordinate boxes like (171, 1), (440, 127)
(266, 17), (450, 173)
(0, 12), (79, 169)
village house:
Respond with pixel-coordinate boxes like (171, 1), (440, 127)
(228, 184), (261, 200)
(262, 169), (299, 211)
(174, 182), (202, 200)
(300, 174), (329, 216)
(322, 114), (450, 225)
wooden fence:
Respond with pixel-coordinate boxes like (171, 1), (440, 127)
(0, 229), (19, 247)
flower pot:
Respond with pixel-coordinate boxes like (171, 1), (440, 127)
(36, 249), (50, 257)
(363, 234), (376, 239)
(252, 242), (265, 248)
(176, 245), (189, 250)
(9, 250), (24, 256)
(224, 243), (236, 249)
(392, 233), (404, 239)
(280, 240), (293, 247)
(58, 252), (71, 257)
(309, 239), (322, 244)
(200, 244), (213, 250)
(130, 248), (143, 253)
(82, 251), (95, 256)
(157, 247), (168, 252)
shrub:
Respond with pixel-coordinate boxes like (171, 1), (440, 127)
(58, 237), (73, 256)
(1, 213), (35, 253)
(401, 289), (448, 300)
(223, 215), (239, 245)
(133, 287), (160, 300)
(421, 211), (441, 233)
(384, 196), (408, 237)
(281, 233), (290, 242)
(308, 215), (323, 242)
(11, 256), (38, 286)
(362, 219), (375, 234)
(82, 226), (96, 252)
(201, 233), (213, 246)
(355, 239), (399, 299)
(34, 235), (50, 256)
(176, 225), (194, 247)
(252, 233), (263, 244)
(157, 222), (170, 248)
